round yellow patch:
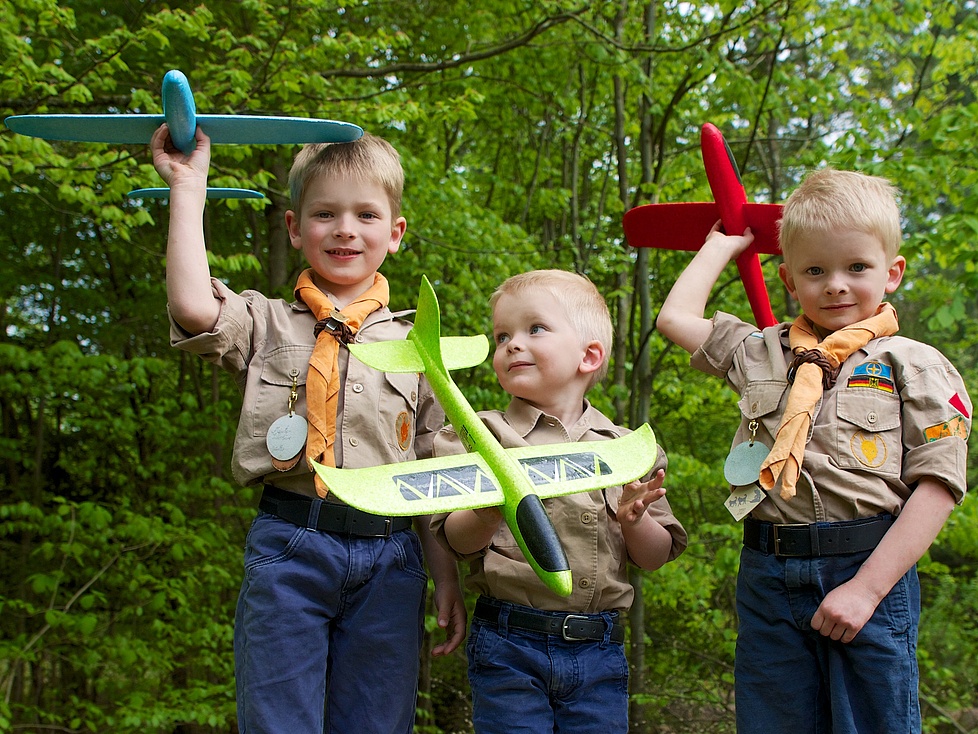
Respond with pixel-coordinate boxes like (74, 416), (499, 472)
(396, 411), (412, 451)
(850, 430), (887, 468)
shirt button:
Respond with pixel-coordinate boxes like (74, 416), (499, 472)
(581, 512), (593, 524)
(352, 383), (364, 393)
(867, 411), (878, 424)
(411, 391), (417, 402)
(349, 437), (359, 447)
(579, 577), (591, 588)
(751, 402), (758, 413)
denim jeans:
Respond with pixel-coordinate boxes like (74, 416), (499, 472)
(735, 545), (920, 734)
(234, 511), (427, 734)
(466, 601), (629, 734)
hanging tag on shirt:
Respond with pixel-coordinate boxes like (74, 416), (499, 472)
(266, 368), (307, 467)
(724, 484), (767, 521)
(267, 413), (308, 462)
(723, 420), (770, 486)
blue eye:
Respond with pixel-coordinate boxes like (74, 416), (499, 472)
(851, 263), (867, 272)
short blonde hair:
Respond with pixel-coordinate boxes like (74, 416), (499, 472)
(779, 169), (902, 261)
(288, 132), (404, 216)
(490, 269), (613, 387)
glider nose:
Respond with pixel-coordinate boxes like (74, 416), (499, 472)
(161, 69), (198, 154)
(515, 494), (573, 597)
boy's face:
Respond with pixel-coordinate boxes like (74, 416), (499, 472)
(491, 290), (602, 409)
(778, 228), (906, 333)
(285, 173), (406, 306)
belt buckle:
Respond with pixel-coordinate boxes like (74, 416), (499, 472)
(771, 523), (807, 556)
(561, 614), (591, 641)
(381, 517), (392, 538)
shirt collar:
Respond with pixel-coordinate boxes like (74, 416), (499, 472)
(502, 397), (619, 441)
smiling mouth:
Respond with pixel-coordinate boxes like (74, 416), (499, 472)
(325, 248), (361, 256)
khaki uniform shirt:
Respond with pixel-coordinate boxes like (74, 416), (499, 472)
(430, 398), (688, 613)
(169, 278), (445, 497)
(692, 311), (972, 524)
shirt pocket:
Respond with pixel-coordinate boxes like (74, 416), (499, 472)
(737, 380), (788, 440)
(252, 345), (312, 438)
(835, 390), (902, 476)
(378, 370), (421, 457)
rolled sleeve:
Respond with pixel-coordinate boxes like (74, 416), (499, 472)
(900, 358), (972, 503)
(168, 278), (253, 374)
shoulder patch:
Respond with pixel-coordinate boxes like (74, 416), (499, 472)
(924, 415), (970, 443)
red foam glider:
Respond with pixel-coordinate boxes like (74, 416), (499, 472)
(623, 123), (783, 328)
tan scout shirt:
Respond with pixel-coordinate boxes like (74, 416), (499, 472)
(169, 278), (445, 497)
(692, 311), (972, 524)
(430, 398), (687, 613)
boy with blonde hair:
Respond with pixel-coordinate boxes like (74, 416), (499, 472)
(151, 127), (465, 734)
(433, 269), (688, 734)
(657, 168), (971, 733)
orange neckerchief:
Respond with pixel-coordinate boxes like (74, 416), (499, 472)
(294, 270), (389, 497)
(759, 303), (899, 500)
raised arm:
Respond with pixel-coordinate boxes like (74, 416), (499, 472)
(151, 124), (222, 335)
(656, 222), (754, 354)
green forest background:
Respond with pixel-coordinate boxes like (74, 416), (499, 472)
(1, 1), (976, 732)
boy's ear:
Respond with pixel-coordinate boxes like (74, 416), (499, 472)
(388, 216), (407, 254)
(777, 261), (797, 299)
(885, 255), (906, 293)
(285, 209), (302, 251)
(579, 341), (606, 376)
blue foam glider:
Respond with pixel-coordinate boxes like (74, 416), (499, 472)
(4, 69), (363, 200)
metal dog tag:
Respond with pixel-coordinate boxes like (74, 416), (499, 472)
(266, 414), (308, 461)
(723, 440), (771, 487)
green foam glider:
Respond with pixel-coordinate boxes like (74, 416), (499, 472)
(313, 275), (659, 597)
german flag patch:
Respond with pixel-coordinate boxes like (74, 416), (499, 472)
(847, 361), (895, 393)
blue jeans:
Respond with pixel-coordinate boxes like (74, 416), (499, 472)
(735, 545), (920, 734)
(466, 601), (629, 734)
(234, 511), (427, 734)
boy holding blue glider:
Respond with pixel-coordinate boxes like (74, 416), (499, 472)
(152, 125), (465, 734)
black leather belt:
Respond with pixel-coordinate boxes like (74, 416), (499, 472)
(743, 514), (895, 558)
(259, 485), (412, 538)
(474, 596), (625, 644)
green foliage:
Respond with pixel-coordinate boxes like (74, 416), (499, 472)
(1, 0), (976, 732)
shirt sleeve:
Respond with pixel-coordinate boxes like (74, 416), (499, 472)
(168, 278), (255, 375)
(690, 311), (760, 384)
(899, 353), (972, 503)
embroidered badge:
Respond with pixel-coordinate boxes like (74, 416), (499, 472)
(847, 361), (894, 393)
(950, 393), (971, 418)
(395, 411), (412, 451)
(924, 415), (970, 442)
(850, 430), (887, 468)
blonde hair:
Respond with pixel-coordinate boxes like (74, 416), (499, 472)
(490, 269), (613, 387)
(288, 132), (404, 216)
(779, 169), (902, 261)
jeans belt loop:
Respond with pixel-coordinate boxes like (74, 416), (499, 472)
(809, 523), (821, 556)
(498, 604), (510, 636)
(306, 498), (322, 531)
